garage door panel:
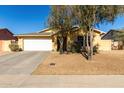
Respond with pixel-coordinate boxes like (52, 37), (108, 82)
(24, 39), (52, 51)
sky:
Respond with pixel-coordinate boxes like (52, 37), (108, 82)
(0, 5), (124, 34)
(96, 15), (124, 32)
(0, 5), (50, 34)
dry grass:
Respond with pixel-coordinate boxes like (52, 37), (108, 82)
(32, 50), (124, 75)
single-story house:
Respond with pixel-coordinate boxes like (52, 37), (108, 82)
(0, 28), (17, 51)
(16, 27), (112, 51)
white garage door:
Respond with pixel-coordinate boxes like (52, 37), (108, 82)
(24, 39), (52, 51)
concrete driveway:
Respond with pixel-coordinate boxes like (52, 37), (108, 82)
(0, 51), (50, 75)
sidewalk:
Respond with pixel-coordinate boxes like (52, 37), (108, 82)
(0, 75), (124, 87)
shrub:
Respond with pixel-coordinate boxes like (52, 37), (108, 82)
(71, 41), (82, 53)
(18, 48), (23, 51)
(93, 45), (99, 54)
(71, 44), (77, 53)
(67, 44), (71, 53)
(81, 46), (87, 52)
(9, 43), (19, 52)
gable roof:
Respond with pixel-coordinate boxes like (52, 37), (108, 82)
(101, 29), (123, 39)
(0, 28), (14, 35)
(71, 25), (105, 34)
(15, 28), (52, 37)
(52, 26), (105, 36)
(0, 28), (17, 40)
(93, 28), (105, 34)
(16, 27), (104, 37)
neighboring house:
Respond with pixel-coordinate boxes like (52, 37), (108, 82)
(102, 29), (118, 40)
(0, 28), (17, 51)
(16, 27), (111, 51)
(102, 29), (124, 50)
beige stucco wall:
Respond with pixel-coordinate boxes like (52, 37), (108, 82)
(18, 38), (24, 50)
(2, 40), (11, 51)
(0, 40), (2, 51)
(93, 32), (101, 46)
(98, 40), (112, 51)
(52, 35), (57, 51)
(92, 32), (112, 51)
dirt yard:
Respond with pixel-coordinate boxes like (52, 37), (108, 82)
(32, 50), (124, 75)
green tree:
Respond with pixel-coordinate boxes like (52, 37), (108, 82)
(48, 5), (124, 59)
(72, 5), (124, 60)
(115, 30), (124, 41)
(48, 5), (73, 54)
(114, 30), (124, 48)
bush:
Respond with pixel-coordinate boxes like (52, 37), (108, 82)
(66, 44), (71, 53)
(71, 44), (77, 53)
(81, 46), (87, 52)
(71, 41), (82, 53)
(18, 48), (23, 51)
(93, 45), (99, 54)
(9, 43), (19, 52)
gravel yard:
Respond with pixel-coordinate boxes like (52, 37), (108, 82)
(32, 50), (124, 75)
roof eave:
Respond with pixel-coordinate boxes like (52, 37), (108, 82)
(15, 35), (51, 37)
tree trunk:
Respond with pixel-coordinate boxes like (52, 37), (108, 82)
(89, 12), (96, 60)
(83, 35), (86, 47)
(59, 36), (64, 54)
(89, 28), (93, 60)
(86, 33), (90, 60)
